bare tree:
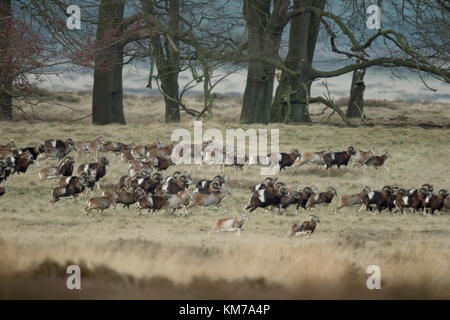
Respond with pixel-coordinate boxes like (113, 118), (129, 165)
(0, 0), (56, 120)
(271, 0), (325, 123)
(240, 0), (449, 124)
(140, 0), (181, 122)
(239, 0), (288, 124)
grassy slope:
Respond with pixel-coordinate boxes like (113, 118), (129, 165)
(0, 92), (449, 299)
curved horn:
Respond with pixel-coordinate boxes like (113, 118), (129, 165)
(327, 187), (337, 194)
(264, 177), (273, 183)
(152, 172), (162, 181)
(275, 181), (285, 189)
(308, 214), (320, 223)
(172, 171), (181, 180)
(180, 170), (190, 178)
(210, 181), (221, 192)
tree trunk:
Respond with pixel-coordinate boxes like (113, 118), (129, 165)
(144, 0), (181, 123)
(163, 0), (180, 122)
(346, 67), (366, 118)
(240, 0), (288, 124)
(0, 0), (12, 120)
(271, 0), (325, 123)
(92, 0), (126, 125)
(161, 70), (180, 122)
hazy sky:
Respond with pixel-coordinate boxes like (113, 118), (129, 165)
(39, 65), (450, 102)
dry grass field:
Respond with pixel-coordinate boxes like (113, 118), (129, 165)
(0, 91), (449, 299)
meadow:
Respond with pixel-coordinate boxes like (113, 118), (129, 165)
(0, 92), (449, 299)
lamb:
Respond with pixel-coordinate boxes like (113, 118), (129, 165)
(75, 137), (104, 159)
(38, 157), (75, 183)
(39, 138), (76, 160)
(242, 153), (280, 172)
(334, 191), (363, 212)
(219, 153), (248, 175)
(351, 147), (378, 167)
(293, 149), (330, 167)
(147, 141), (176, 158)
(287, 214), (320, 238)
(101, 140), (131, 159)
(0, 148), (14, 159)
(306, 187), (337, 209)
(364, 152), (392, 171)
(208, 213), (249, 237)
(0, 186), (11, 197)
(131, 141), (164, 159)
(127, 157), (158, 176)
(0, 141), (16, 150)
(113, 188), (146, 209)
(171, 141), (210, 163)
(85, 192), (118, 215)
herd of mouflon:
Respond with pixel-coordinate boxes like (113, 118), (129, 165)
(1, 138), (448, 239)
